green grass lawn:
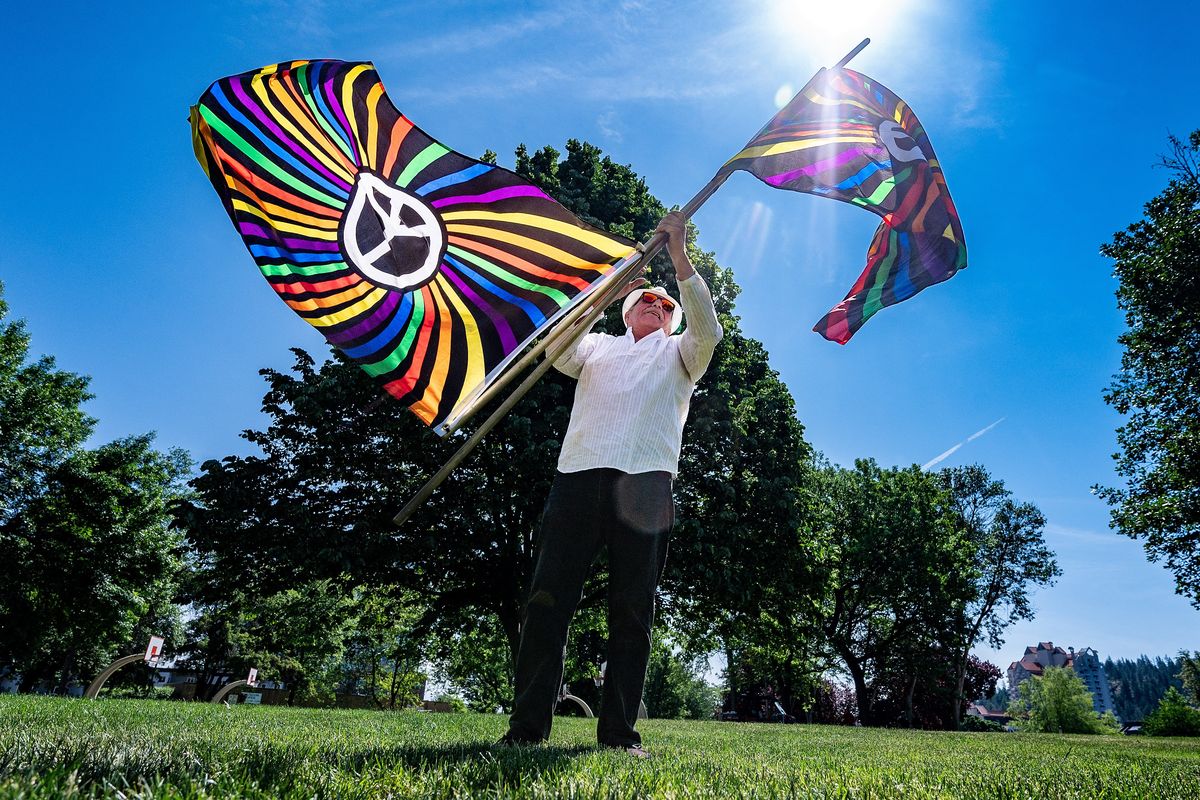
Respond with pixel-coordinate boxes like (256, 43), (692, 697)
(3, 696), (1199, 799)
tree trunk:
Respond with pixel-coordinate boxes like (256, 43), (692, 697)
(19, 666), (45, 694)
(498, 600), (522, 680)
(388, 659), (401, 709)
(724, 642), (737, 714)
(952, 659), (968, 728)
(56, 649), (76, 694)
(839, 655), (872, 726)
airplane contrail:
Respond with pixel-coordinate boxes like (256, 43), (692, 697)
(922, 417), (1006, 471)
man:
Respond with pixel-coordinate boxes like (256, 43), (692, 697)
(501, 210), (723, 756)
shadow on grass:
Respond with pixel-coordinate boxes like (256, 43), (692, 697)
(335, 739), (596, 772)
(0, 724), (599, 796)
(315, 739), (599, 793)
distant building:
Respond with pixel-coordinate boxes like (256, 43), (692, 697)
(966, 703), (1011, 726)
(1071, 647), (1117, 718)
(1007, 641), (1073, 688)
(1007, 641), (1117, 719)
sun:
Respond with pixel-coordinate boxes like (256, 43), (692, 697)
(765, 0), (911, 69)
(762, 0), (914, 107)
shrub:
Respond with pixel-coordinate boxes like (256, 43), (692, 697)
(435, 693), (467, 713)
(1143, 687), (1200, 736)
(959, 714), (1005, 732)
(1007, 667), (1119, 734)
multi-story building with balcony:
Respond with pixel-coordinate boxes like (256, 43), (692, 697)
(1007, 641), (1117, 719)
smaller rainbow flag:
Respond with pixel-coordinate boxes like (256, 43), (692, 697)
(723, 68), (967, 344)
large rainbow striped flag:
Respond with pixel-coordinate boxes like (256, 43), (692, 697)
(723, 67), (966, 344)
(191, 60), (635, 432)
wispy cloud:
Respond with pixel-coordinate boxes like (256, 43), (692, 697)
(364, 0), (765, 106)
(922, 417), (1005, 470)
(596, 110), (623, 142)
(1043, 523), (1123, 546)
(250, 0), (336, 50)
(377, 6), (570, 60)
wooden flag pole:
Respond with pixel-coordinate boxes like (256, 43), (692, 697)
(835, 38), (871, 69)
(392, 39), (871, 528)
(439, 245), (649, 435)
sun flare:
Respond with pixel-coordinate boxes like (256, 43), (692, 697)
(766, 0), (910, 68)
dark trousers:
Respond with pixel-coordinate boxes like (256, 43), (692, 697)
(507, 468), (673, 746)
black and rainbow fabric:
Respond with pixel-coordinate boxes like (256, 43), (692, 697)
(723, 67), (967, 344)
(191, 60), (635, 431)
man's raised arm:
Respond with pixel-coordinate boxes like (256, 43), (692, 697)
(655, 211), (723, 380)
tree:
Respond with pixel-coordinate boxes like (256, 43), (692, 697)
(176, 581), (427, 706)
(0, 285), (190, 692)
(937, 465), (1060, 726)
(1098, 130), (1200, 608)
(177, 139), (816, 702)
(642, 637), (721, 719)
(1143, 686), (1200, 736)
(338, 587), (426, 710)
(803, 680), (857, 725)
(1, 435), (189, 691)
(1008, 667), (1120, 734)
(1180, 650), (1200, 705)
(874, 653), (1001, 730)
(663, 323), (820, 716)
(429, 610), (517, 713)
(982, 686), (1010, 713)
(811, 460), (975, 726)
(0, 282), (94, 524)
(1105, 654), (1185, 722)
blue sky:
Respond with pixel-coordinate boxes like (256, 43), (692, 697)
(2, 0), (1196, 669)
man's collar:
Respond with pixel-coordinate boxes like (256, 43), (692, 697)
(624, 327), (669, 343)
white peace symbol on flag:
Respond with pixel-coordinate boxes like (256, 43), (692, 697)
(342, 172), (445, 291)
(878, 120), (927, 164)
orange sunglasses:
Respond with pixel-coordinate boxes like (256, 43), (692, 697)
(639, 292), (676, 313)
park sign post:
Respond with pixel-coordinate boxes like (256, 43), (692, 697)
(144, 636), (164, 662)
(87, 636), (167, 699)
(247, 668), (258, 687)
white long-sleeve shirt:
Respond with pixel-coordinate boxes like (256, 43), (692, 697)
(553, 273), (724, 476)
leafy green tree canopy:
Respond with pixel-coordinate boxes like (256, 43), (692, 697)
(1180, 650), (1200, 705)
(177, 139), (814, 701)
(0, 285), (189, 691)
(0, 282), (93, 523)
(937, 464), (1059, 726)
(1098, 131), (1200, 607)
(812, 459), (975, 726)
